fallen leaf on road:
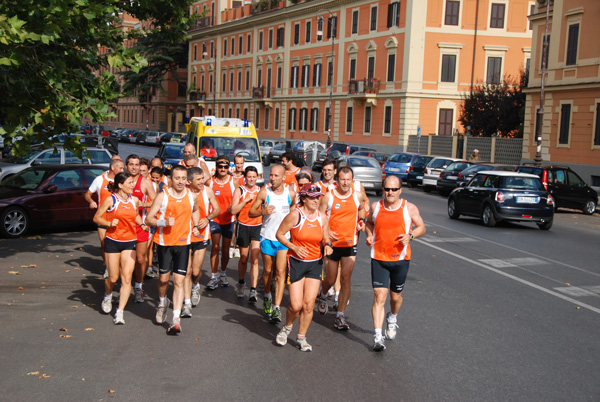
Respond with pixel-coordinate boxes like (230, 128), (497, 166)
(59, 328), (68, 332)
(27, 371), (40, 376)
(28, 235), (42, 240)
(82, 378), (85, 381)
(74, 267), (80, 270)
(18, 286), (24, 290)
(38, 374), (50, 379)
(65, 270), (71, 273)
(108, 390), (116, 394)
(59, 334), (72, 338)
(576, 306), (581, 309)
(40, 286), (46, 289)
(566, 282), (571, 286)
(69, 254), (73, 256)
(85, 328), (94, 331)
(8, 271), (21, 275)
(72, 305), (79, 308)
(22, 264), (37, 268)
(10, 266), (15, 269)
(196, 338), (200, 341)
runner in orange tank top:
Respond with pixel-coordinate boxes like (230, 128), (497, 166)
(146, 165), (201, 335)
(274, 184), (333, 352)
(94, 172), (148, 325)
(230, 166), (262, 301)
(282, 150), (300, 188)
(365, 176), (426, 352)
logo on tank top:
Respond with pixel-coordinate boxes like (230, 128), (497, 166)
(334, 203), (341, 209)
(307, 223), (317, 228)
(215, 190), (220, 195)
(281, 205), (289, 213)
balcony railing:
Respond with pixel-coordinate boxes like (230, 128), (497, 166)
(348, 78), (380, 95)
(189, 90), (207, 101)
(252, 85), (272, 99)
(190, 17), (213, 31)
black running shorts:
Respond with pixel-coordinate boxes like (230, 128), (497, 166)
(371, 259), (410, 293)
(157, 245), (190, 276)
(287, 257), (323, 284)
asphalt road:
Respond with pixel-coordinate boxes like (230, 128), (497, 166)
(1, 143), (600, 401)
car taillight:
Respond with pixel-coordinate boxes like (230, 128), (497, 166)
(495, 191), (505, 202)
(409, 166), (413, 172)
(542, 170), (548, 190)
(458, 172), (462, 178)
(425, 168), (429, 174)
(439, 172), (443, 178)
(345, 149), (349, 155)
(547, 194), (554, 206)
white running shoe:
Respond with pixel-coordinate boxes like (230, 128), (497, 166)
(219, 274), (229, 287)
(113, 310), (125, 325)
(276, 325), (292, 346)
(373, 334), (386, 352)
(101, 296), (112, 314)
(385, 313), (399, 340)
(156, 300), (169, 324)
(181, 304), (192, 318)
(317, 296), (328, 315)
(191, 286), (201, 306)
(296, 337), (312, 352)
(236, 282), (246, 298)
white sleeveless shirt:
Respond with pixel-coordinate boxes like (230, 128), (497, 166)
(260, 184), (292, 241)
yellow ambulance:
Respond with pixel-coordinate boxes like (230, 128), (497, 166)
(186, 116), (264, 185)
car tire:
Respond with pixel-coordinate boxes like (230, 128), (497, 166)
(582, 199), (596, 215)
(1, 206), (30, 238)
(448, 198), (460, 219)
(423, 185), (432, 193)
(482, 205), (497, 227)
(537, 220), (553, 230)
(262, 155), (270, 167)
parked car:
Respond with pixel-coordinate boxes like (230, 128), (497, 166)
(447, 171), (554, 230)
(382, 152), (420, 181)
(456, 163), (516, 186)
(514, 165), (598, 215)
(0, 146), (112, 182)
(156, 142), (185, 173)
(0, 164), (105, 237)
(406, 155), (436, 188)
(312, 143), (376, 171)
(422, 157), (465, 192)
(292, 140), (326, 167)
(266, 143), (287, 165)
(170, 133), (185, 143)
(260, 140), (284, 161)
(122, 130), (138, 143)
(159, 132), (174, 144)
(144, 131), (162, 146)
(353, 151), (389, 167)
(312, 150), (329, 171)
(436, 161), (476, 196)
(135, 131), (147, 144)
(336, 155), (383, 195)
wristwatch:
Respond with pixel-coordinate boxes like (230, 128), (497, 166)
(409, 233), (414, 240)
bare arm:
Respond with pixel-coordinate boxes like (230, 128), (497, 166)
(289, 188), (297, 209)
(320, 214), (333, 256)
(84, 190), (97, 209)
(365, 201), (378, 247)
(199, 160), (211, 184)
(248, 187), (267, 218)
(397, 202), (426, 246)
(141, 179), (156, 208)
(93, 196), (115, 227)
(319, 192), (330, 214)
(205, 187), (221, 221)
(357, 192), (367, 231)
(145, 192), (166, 227)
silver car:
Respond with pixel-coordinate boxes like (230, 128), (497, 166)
(338, 155), (383, 195)
(0, 146), (112, 182)
(144, 131), (162, 146)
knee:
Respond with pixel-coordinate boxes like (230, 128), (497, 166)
(212, 244), (221, 255)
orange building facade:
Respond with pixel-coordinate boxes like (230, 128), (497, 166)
(523, 0), (600, 183)
(188, 0), (532, 150)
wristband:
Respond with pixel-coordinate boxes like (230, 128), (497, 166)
(157, 219), (166, 227)
(108, 222), (112, 228)
(325, 242), (333, 248)
(358, 218), (365, 224)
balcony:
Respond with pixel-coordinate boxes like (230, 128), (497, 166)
(251, 0), (285, 15)
(189, 17), (213, 32)
(252, 85), (273, 108)
(189, 90), (207, 102)
(348, 78), (380, 106)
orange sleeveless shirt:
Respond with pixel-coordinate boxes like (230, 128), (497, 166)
(105, 194), (138, 242)
(288, 208), (324, 262)
(370, 199), (412, 261)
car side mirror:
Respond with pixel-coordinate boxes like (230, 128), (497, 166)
(44, 184), (58, 193)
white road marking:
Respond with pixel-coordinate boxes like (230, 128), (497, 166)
(478, 257), (546, 268)
(416, 239), (600, 315)
(421, 237), (479, 243)
(553, 287), (599, 297)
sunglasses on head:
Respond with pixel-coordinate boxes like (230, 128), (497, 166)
(383, 187), (400, 192)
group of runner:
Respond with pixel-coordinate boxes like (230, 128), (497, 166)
(86, 147), (426, 351)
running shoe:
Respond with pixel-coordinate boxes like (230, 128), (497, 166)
(219, 274), (229, 287)
(134, 287), (144, 303)
(102, 269), (108, 279)
(234, 248), (240, 258)
(156, 300), (169, 324)
(181, 304), (192, 318)
(327, 287), (335, 298)
(385, 313), (399, 340)
(206, 277), (219, 290)
(191, 287), (201, 306)
(334, 315), (350, 330)
(113, 310), (125, 325)
(270, 307), (282, 323)
(167, 317), (181, 335)
(229, 247), (234, 259)
(248, 289), (258, 304)
(276, 325), (292, 346)
(236, 282), (246, 298)
(317, 296), (328, 315)
(145, 268), (156, 279)
(263, 297), (273, 316)
(296, 337), (312, 352)
(372, 334), (386, 352)
(101, 296), (112, 314)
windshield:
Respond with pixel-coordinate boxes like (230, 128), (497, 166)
(199, 136), (260, 162)
(388, 153), (414, 163)
(3, 149), (41, 164)
(348, 157), (380, 168)
(1, 168), (54, 189)
(429, 158), (453, 168)
(163, 145), (184, 159)
(502, 176), (544, 190)
(446, 162), (471, 171)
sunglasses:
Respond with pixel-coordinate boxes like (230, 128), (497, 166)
(383, 187), (401, 192)
(217, 164), (229, 168)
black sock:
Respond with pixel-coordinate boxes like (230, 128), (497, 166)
(239, 279), (245, 285)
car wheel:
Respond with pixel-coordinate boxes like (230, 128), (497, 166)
(537, 220), (553, 230)
(448, 198), (460, 219)
(423, 185), (432, 193)
(1, 206), (30, 238)
(262, 155), (270, 166)
(582, 199), (596, 215)
(482, 205), (497, 227)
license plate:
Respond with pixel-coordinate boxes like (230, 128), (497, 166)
(516, 196), (539, 204)
(416, 175), (423, 179)
(388, 168), (399, 172)
(362, 182), (374, 188)
(447, 175), (457, 180)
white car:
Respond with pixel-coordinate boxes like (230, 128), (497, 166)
(422, 157), (466, 193)
(259, 140), (284, 160)
(0, 146), (112, 182)
(144, 131), (162, 146)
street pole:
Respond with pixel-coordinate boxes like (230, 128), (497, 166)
(213, 38), (217, 116)
(534, 1), (550, 166)
(318, 11), (335, 149)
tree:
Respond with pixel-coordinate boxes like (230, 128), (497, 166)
(459, 71), (527, 138)
(0, 0), (194, 156)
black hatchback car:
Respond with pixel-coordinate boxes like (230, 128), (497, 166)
(448, 171), (554, 230)
(406, 155), (436, 188)
(436, 161), (475, 196)
(514, 165), (597, 215)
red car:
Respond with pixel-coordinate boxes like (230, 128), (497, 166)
(352, 151), (389, 167)
(0, 165), (105, 238)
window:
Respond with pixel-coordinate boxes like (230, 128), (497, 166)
(194, 44), (197, 61)
(346, 107), (353, 132)
(529, 4), (535, 30)
(236, 108), (239, 119)
(178, 82), (186, 97)
(370, 7), (378, 31)
(384, 106), (392, 134)
(290, 66), (299, 88)
(223, 38), (228, 56)
(387, 2), (400, 28)
(231, 37), (235, 55)
(294, 23), (300, 45)
(276, 28), (284, 47)
(306, 21), (311, 43)
(230, 71), (234, 91)
(559, 104), (571, 144)
(595, 103), (600, 146)
(269, 29), (273, 49)
(349, 59), (356, 80)
(352, 10), (359, 34)
(247, 34), (251, 52)
(445, 0), (459, 26)
(277, 66), (282, 88)
(541, 34), (550, 68)
(486, 57), (502, 84)
(237, 71), (242, 91)
(313, 63), (321, 86)
(211, 42), (214, 58)
(325, 107), (331, 132)
(327, 16), (337, 39)
(258, 68), (262, 88)
(255, 108), (260, 128)
(310, 108), (319, 131)
(244, 108), (248, 120)
(265, 108), (270, 130)
(441, 54), (456, 82)
(222, 72), (226, 91)
(245, 70), (250, 91)
(328, 61), (333, 86)
(364, 106), (372, 133)
(302, 65), (310, 87)
(299, 108), (308, 131)
(438, 108), (453, 135)
(387, 54), (395, 82)
(317, 18), (323, 41)
(289, 108), (297, 130)
(566, 24), (579, 66)
(275, 107), (280, 130)
(239, 35), (243, 54)
(228, 108), (232, 118)
(259, 31), (263, 50)
(368, 57), (375, 80)
(490, 3), (505, 29)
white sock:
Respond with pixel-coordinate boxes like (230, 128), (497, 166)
(274, 305), (280, 310)
(375, 329), (382, 336)
(159, 297), (167, 306)
(219, 270), (227, 276)
(115, 309), (123, 315)
(192, 283), (200, 290)
(336, 311), (344, 318)
(134, 282), (143, 290)
(184, 299), (191, 306)
(173, 310), (181, 319)
(104, 293), (112, 299)
(211, 273), (217, 279)
(264, 292), (272, 299)
(387, 313), (397, 322)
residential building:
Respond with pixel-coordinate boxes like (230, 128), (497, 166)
(523, 0), (600, 185)
(188, 0), (532, 150)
